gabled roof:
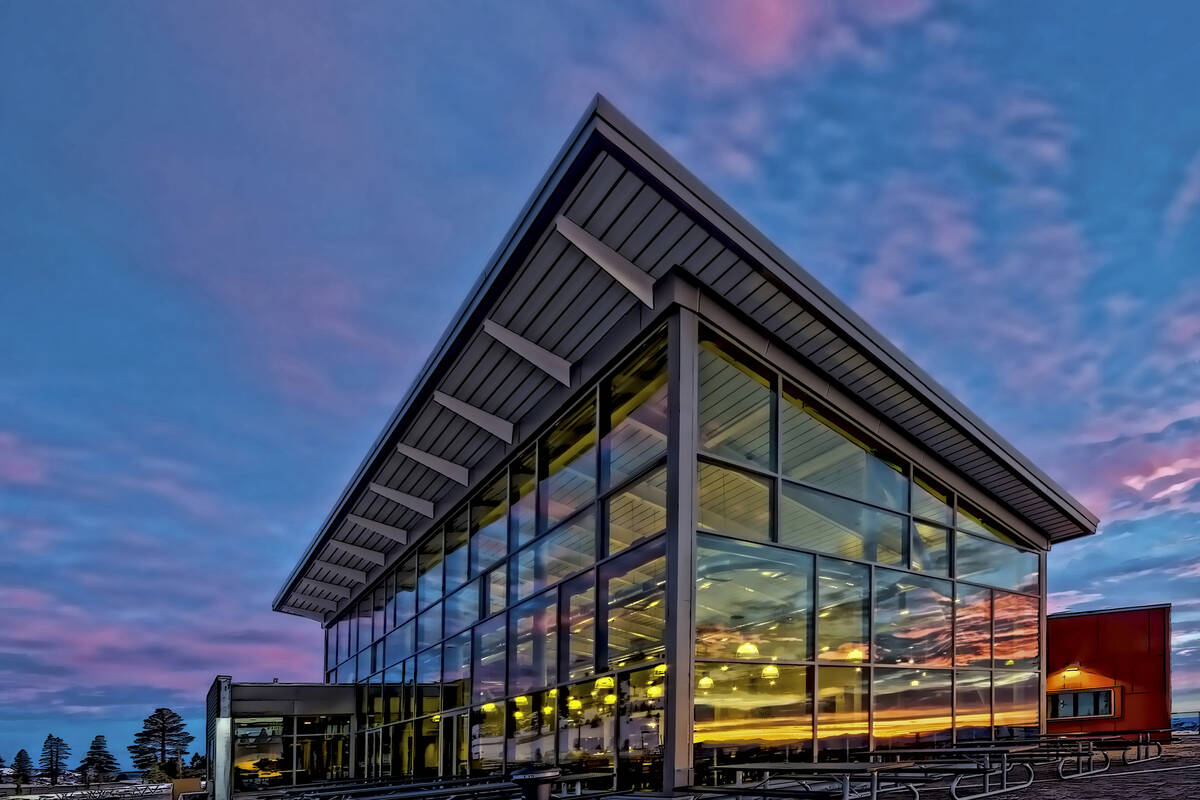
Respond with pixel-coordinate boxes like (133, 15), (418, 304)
(273, 95), (1099, 621)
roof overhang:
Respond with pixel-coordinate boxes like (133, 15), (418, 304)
(273, 95), (1099, 623)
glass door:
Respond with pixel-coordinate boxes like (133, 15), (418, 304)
(441, 713), (469, 777)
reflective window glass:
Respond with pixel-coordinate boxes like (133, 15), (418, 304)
(993, 592), (1039, 670)
(603, 332), (668, 488)
(356, 598), (372, 654)
(542, 399), (597, 530)
(696, 534), (812, 661)
(564, 571), (596, 681)
(603, 537), (667, 669)
(372, 586), (386, 640)
(619, 666), (666, 790)
(232, 717), (286, 791)
(510, 592), (558, 694)
(485, 566), (507, 617)
(514, 510), (595, 602)
(558, 678), (616, 774)
(510, 447), (538, 548)
(444, 579), (479, 638)
(955, 670), (992, 740)
(417, 602), (442, 651)
(394, 556), (417, 625)
(816, 666), (868, 761)
(872, 668), (952, 749)
(442, 631), (470, 711)
(955, 585), (992, 667)
(817, 558), (869, 662)
(471, 473), (508, 577)
(782, 387), (908, 511)
(416, 647), (440, 716)
(607, 466), (667, 555)
(385, 620), (414, 668)
(444, 508), (469, 592)
(470, 703), (505, 776)
(417, 533), (443, 610)
(780, 483), (904, 565)
(994, 671), (1040, 739)
(698, 461), (771, 541)
(473, 615), (506, 703)
(911, 522), (949, 576)
(955, 532), (1039, 594)
(507, 690), (556, 769)
(693, 662), (811, 781)
(873, 569), (952, 666)
(912, 475), (953, 525)
(699, 332), (773, 468)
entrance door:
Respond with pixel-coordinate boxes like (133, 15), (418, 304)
(363, 728), (383, 780)
(441, 713), (469, 777)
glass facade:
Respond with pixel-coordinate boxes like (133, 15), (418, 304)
(232, 716), (351, 792)
(321, 319), (1046, 788)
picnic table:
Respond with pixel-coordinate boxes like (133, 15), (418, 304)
(870, 745), (1036, 800)
(706, 760), (918, 800)
(1049, 728), (1171, 764)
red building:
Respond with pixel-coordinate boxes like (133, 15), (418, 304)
(1046, 604), (1172, 737)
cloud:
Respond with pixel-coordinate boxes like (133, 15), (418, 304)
(0, 431), (53, 485)
(1163, 147), (1200, 247)
(1047, 590), (1105, 614)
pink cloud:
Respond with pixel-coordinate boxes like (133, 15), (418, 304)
(0, 431), (52, 485)
(1163, 147), (1200, 246)
(1047, 589), (1104, 613)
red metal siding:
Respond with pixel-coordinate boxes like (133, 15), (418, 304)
(1046, 606), (1171, 737)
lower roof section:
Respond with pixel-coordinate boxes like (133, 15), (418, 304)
(273, 95), (1098, 623)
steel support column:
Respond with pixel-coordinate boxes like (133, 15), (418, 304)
(663, 307), (699, 791)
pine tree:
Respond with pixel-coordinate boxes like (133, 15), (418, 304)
(79, 735), (121, 786)
(39, 734), (71, 786)
(127, 709), (194, 772)
(12, 748), (34, 787)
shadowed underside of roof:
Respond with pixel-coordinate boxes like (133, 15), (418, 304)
(273, 95), (1099, 622)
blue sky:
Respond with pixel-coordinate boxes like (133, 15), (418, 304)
(3, 0), (1200, 765)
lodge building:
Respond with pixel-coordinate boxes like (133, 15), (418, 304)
(206, 96), (1099, 797)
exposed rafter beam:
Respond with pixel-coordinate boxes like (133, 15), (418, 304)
(482, 319), (572, 386)
(300, 578), (352, 599)
(313, 559), (367, 585)
(346, 514), (408, 545)
(555, 215), (655, 307)
(294, 593), (339, 613)
(281, 605), (326, 622)
(395, 443), (469, 486)
(368, 482), (435, 518)
(329, 539), (386, 567)
(432, 391), (515, 444)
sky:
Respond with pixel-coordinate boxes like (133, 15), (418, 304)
(2, 0), (1200, 766)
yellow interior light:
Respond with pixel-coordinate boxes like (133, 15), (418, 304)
(481, 702), (496, 713)
(596, 676), (615, 689)
(647, 685), (663, 698)
(568, 698), (583, 710)
(697, 675), (714, 690)
(761, 664), (780, 679)
(736, 641), (761, 658)
(603, 693), (617, 705)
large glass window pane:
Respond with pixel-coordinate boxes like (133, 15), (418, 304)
(394, 556), (417, 625)
(911, 522), (949, 576)
(693, 662), (811, 783)
(619, 666), (666, 790)
(444, 579), (480, 638)
(955, 585), (992, 667)
(442, 631), (471, 710)
(559, 678), (616, 775)
(699, 332), (773, 468)
(510, 592), (558, 694)
(955, 532), (1039, 594)
(955, 671), (992, 741)
(356, 598), (372, 654)
(603, 537), (667, 669)
(607, 466), (667, 555)
(816, 666), (868, 761)
(994, 672), (1039, 739)
(780, 484), (904, 565)
(232, 718), (287, 791)
(993, 592), (1039, 670)
(872, 668), (952, 749)
(473, 616), (506, 703)
(471, 474), (508, 577)
(695, 534), (812, 662)
(515, 510), (595, 602)
(417, 533), (443, 610)
(372, 587), (386, 641)
(507, 690), (556, 769)
(873, 569), (952, 666)
(417, 602), (442, 651)
(603, 333), (668, 489)
(444, 508), (469, 592)
(817, 558), (869, 662)
(385, 620), (414, 668)
(543, 399), (597, 529)
(510, 447), (538, 548)
(416, 647), (440, 717)
(485, 566), (507, 617)
(698, 461), (771, 541)
(781, 387), (908, 511)
(912, 475), (953, 525)
(564, 572), (596, 681)
(470, 703), (505, 776)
